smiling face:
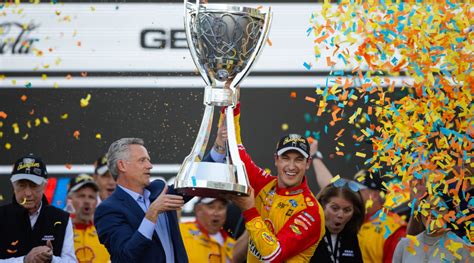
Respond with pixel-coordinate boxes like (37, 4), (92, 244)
(324, 196), (354, 234)
(195, 199), (227, 235)
(71, 186), (98, 224)
(13, 179), (45, 215)
(118, 144), (153, 193)
(275, 151), (310, 189)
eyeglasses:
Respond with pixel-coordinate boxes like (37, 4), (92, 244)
(333, 178), (366, 192)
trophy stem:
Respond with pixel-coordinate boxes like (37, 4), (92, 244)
(226, 106), (250, 190)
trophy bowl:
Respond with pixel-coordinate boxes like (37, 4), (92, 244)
(175, 0), (272, 197)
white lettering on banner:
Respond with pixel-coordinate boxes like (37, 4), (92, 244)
(0, 3), (328, 72)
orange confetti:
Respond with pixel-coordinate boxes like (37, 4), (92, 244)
(290, 92), (297, 98)
(305, 96), (316, 103)
(20, 95), (27, 102)
(0, 111), (7, 119)
(73, 130), (80, 140)
(266, 38), (272, 46)
(77, 41), (81, 47)
(326, 57), (336, 67)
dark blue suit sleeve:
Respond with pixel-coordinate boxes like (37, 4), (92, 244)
(94, 201), (153, 262)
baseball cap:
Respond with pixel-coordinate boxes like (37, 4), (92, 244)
(11, 154), (48, 185)
(353, 169), (386, 192)
(196, 197), (228, 205)
(94, 154), (109, 176)
(69, 173), (99, 193)
(275, 134), (310, 158)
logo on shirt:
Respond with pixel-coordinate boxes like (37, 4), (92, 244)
(294, 218), (308, 230)
(342, 249), (355, 257)
(41, 235), (55, 241)
(290, 224), (301, 235)
(289, 199), (298, 207)
(261, 232), (276, 245)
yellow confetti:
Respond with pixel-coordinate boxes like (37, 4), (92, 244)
(281, 123), (288, 131)
(95, 133), (102, 139)
(0, 121), (2, 127)
(5, 143), (11, 150)
(42, 117), (49, 124)
(22, 134), (28, 140)
(355, 152), (366, 158)
(11, 79), (16, 85)
(34, 118), (41, 127)
(0, 131), (3, 138)
(0, 195), (3, 201)
(80, 94), (92, 108)
(41, 74), (47, 80)
(12, 123), (19, 134)
(61, 113), (69, 119)
(26, 121), (31, 128)
(365, 198), (373, 210)
(53, 82), (59, 88)
(54, 221), (62, 226)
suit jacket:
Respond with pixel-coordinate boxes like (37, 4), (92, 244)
(94, 179), (188, 263)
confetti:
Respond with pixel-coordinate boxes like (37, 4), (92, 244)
(20, 95), (27, 102)
(0, 111), (7, 119)
(80, 94), (92, 108)
(5, 143), (11, 150)
(73, 130), (80, 140)
(281, 123), (289, 131)
(290, 92), (297, 98)
(95, 133), (102, 139)
(60, 113), (69, 119)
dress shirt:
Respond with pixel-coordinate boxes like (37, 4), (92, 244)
(118, 185), (175, 263)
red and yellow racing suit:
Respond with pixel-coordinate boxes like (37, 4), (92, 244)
(180, 221), (235, 263)
(73, 222), (110, 263)
(231, 104), (326, 262)
(358, 210), (407, 263)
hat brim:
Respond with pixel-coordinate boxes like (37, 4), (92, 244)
(69, 181), (99, 193)
(11, 173), (47, 185)
(276, 147), (309, 158)
(95, 166), (109, 176)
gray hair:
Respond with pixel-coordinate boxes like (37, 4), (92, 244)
(107, 138), (145, 179)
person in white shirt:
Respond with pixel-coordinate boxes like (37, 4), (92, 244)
(0, 154), (76, 263)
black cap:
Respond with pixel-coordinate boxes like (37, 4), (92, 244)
(69, 174), (99, 193)
(11, 154), (48, 185)
(353, 170), (386, 192)
(275, 134), (310, 158)
(94, 154), (109, 176)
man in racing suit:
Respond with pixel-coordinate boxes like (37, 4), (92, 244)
(208, 103), (325, 262)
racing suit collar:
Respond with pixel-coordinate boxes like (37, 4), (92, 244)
(275, 176), (309, 196)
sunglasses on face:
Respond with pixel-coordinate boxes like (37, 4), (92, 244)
(333, 178), (366, 192)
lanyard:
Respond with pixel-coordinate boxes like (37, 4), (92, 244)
(324, 233), (340, 263)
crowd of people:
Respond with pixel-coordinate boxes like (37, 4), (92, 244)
(0, 100), (473, 262)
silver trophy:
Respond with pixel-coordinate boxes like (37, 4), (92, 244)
(175, 0), (272, 197)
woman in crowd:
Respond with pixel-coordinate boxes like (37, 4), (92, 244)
(310, 178), (365, 263)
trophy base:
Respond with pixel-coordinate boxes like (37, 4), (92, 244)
(175, 179), (249, 197)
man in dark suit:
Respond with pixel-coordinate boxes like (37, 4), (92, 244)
(94, 138), (188, 263)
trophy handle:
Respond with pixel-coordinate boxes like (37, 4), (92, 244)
(231, 6), (273, 89)
(226, 106), (250, 191)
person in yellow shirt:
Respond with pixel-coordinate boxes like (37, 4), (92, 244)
(68, 174), (110, 263)
(180, 197), (235, 263)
